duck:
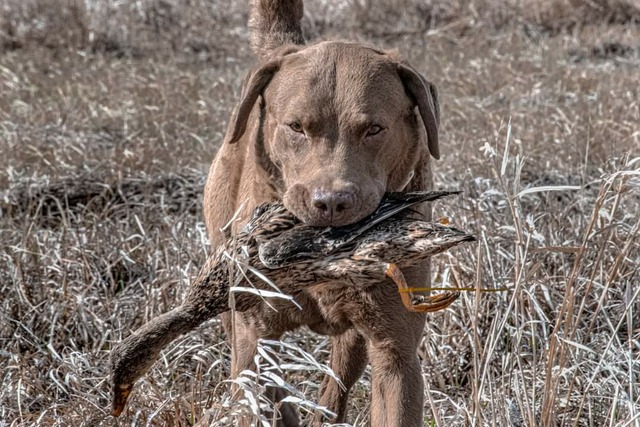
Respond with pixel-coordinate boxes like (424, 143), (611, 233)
(110, 190), (475, 416)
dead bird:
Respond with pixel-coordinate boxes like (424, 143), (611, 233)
(110, 190), (474, 416)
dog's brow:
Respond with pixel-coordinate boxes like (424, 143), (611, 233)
(345, 114), (384, 128)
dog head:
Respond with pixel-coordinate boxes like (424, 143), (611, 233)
(226, 41), (440, 227)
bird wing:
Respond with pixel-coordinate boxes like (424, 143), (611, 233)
(258, 190), (460, 268)
(325, 190), (461, 250)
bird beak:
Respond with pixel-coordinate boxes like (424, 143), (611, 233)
(112, 383), (132, 417)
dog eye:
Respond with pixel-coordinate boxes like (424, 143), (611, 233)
(366, 125), (383, 136)
(288, 122), (304, 133)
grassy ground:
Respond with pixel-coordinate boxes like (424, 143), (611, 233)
(1, 0), (639, 426)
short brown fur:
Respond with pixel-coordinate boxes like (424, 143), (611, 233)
(203, 1), (442, 425)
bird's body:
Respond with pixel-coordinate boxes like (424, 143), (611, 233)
(110, 191), (475, 416)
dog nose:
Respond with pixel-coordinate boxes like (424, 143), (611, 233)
(311, 189), (356, 221)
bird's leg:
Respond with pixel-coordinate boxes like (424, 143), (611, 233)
(383, 263), (459, 313)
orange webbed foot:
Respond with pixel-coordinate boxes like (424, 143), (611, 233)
(384, 263), (459, 313)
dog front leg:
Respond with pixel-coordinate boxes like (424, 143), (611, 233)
(311, 328), (368, 425)
(368, 328), (425, 427)
(356, 268), (429, 427)
(222, 311), (300, 427)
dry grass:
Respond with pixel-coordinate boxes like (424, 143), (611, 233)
(1, 0), (639, 426)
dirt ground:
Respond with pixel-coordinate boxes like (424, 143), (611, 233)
(1, 0), (639, 426)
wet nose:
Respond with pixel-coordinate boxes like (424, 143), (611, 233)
(311, 189), (356, 222)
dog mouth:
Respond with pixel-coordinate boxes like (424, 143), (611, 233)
(297, 209), (373, 227)
(284, 189), (381, 227)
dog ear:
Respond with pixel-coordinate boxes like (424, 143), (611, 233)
(227, 60), (281, 144)
(397, 63), (440, 160)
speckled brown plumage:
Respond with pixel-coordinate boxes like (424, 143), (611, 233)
(110, 191), (474, 416)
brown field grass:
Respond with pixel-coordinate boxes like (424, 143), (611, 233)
(1, 0), (639, 426)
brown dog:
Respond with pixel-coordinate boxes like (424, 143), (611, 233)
(203, 1), (440, 425)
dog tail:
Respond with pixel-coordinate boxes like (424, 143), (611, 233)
(249, 0), (305, 60)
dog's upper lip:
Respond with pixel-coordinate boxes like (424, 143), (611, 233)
(297, 208), (375, 228)
(289, 193), (380, 227)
